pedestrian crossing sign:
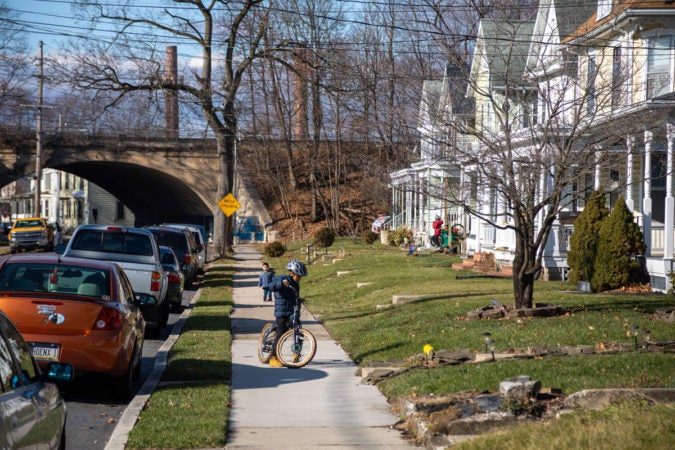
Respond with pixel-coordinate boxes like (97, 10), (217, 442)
(218, 193), (241, 217)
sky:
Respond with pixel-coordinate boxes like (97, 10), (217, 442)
(8, 0), (81, 52)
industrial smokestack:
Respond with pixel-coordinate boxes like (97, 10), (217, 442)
(165, 46), (179, 139)
(293, 48), (309, 140)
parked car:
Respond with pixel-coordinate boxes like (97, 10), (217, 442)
(145, 226), (198, 289)
(0, 309), (73, 448)
(162, 223), (208, 270)
(159, 245), (184, 312)
(57, 224), (169, 336)
(8, 217), (54, 253)
(0, 254), (144, 399)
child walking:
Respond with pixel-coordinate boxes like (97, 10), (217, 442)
(258, 262), (275, 302)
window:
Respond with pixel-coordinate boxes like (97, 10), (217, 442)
(647, 36), (672, 98)
(586, 55), (596, 115)
(597, 0), (612, 21)
(612, 46), (624, 109)
(0, 315), (38, 386)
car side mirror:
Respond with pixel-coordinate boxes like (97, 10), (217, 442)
(55, 244), (66, 254)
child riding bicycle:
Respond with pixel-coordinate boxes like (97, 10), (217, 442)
(267, 259), (308, 367)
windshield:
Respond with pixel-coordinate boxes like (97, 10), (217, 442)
(0, 263), (111, 299)
(71, 229), (153, 256)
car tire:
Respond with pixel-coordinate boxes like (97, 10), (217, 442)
(113, 363), (133, 401)
(132, 345), (142, 380)
(160, 300), (170, 328)
(58, 426), (66, 450)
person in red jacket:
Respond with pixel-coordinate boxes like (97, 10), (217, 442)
(431, 215), (444, 247)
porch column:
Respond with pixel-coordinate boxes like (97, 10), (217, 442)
(664, 123), (675, 260)
(643, 130), (653, 256)
(594, 149), (601, 190)
(626, 135), (635, 211)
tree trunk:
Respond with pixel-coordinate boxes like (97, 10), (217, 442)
(512, 233), (535, 310)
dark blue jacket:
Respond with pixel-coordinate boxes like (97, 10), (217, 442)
(268, 275), (300, 318)
(258, 269), (274, 288)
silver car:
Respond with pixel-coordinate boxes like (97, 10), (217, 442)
(0, 310), (73, 449)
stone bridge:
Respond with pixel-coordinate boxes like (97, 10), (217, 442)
(0, 132), (270, 233)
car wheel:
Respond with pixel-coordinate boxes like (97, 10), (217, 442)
(113, 363), (133, 400)
(160, 300), (170, 328)
(58, 425), (66, 450)
(132, 345), (142, 380)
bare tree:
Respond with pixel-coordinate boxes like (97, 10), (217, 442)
(52, 0), (278, 255)
(0, 1), (31, 127)
(439, 18), (647, 309)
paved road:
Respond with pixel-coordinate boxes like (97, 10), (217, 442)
(227, 246), (412, 449)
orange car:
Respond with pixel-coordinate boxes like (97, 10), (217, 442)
(0, 254), (145, 399)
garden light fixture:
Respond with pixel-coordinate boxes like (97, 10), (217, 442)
(630, 324), (640, 348)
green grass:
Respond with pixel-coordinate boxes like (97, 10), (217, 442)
(454, 402), (675, 450)
(127, 239), (675, 448)
(126, 263), (234, 449)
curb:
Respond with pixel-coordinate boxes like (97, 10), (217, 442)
(104, 288), (203, 450)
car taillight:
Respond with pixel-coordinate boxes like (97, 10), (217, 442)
(184, 254), (192, 264)
(93, 307), (123, 330)
(151, 271), (161, 291)
(168, 273), (181, 283)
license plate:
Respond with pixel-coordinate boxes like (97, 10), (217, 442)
(29, 343), (60, 361)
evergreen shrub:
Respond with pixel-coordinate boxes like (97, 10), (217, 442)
(362, 230), (378, 245)
(567, 191), (608, 286)
(264, 241), (286, 258)
(591, 197), (646, 292)
(315, 227), (336, 247)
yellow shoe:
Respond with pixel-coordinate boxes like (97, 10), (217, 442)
(268, 356), (283, 368)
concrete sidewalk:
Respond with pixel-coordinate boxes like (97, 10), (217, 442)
(226, 246), (412, 449)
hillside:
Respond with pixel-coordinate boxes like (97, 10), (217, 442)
(240, 140), (407, 242)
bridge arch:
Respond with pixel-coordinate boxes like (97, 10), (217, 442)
(1, 134), (218, 226)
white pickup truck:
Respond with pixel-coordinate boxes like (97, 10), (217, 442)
(59, 224), (169, 335)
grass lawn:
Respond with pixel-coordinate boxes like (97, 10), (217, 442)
(126, 238), (674, 449)
(126, 262), (234, 449)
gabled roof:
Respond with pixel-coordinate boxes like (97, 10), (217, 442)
(419, 80), (444, 130)
(439, 64), (474, 119)
(469, 19), (535, 94)
(564, 0), (675, 43)
(527, 0), (596, 73)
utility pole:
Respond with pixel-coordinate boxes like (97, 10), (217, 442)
(34, 41), (44, 217)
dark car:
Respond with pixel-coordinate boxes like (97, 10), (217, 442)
(146, 226), (198, 289)
(0, 309), (73, 448)
(160, 246), (184, 312)
(0, 254), (145, 399)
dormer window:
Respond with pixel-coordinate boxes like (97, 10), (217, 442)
(597, 0), (612, 21)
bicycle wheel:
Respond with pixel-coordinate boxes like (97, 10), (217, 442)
(275, 328), (317, 368)
(257, 323), (276, 363)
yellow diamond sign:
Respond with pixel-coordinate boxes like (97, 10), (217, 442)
(218, 193), (241, 217)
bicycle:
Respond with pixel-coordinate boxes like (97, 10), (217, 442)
(257, 287), (317, 368)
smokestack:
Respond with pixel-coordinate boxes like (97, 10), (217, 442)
(165, 46), (179, 139)
(293, 48), (309, 140)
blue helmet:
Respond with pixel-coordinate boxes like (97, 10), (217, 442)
(286, 259), (308, 277)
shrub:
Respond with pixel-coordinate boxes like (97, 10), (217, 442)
(567, 190), (608, 286)
(591, 197), (646, 292)
(388, 226), (411, 246)
(362, 230), (378, 245)
(264, 241), (286, 258)
(315, 227), (336, 247)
